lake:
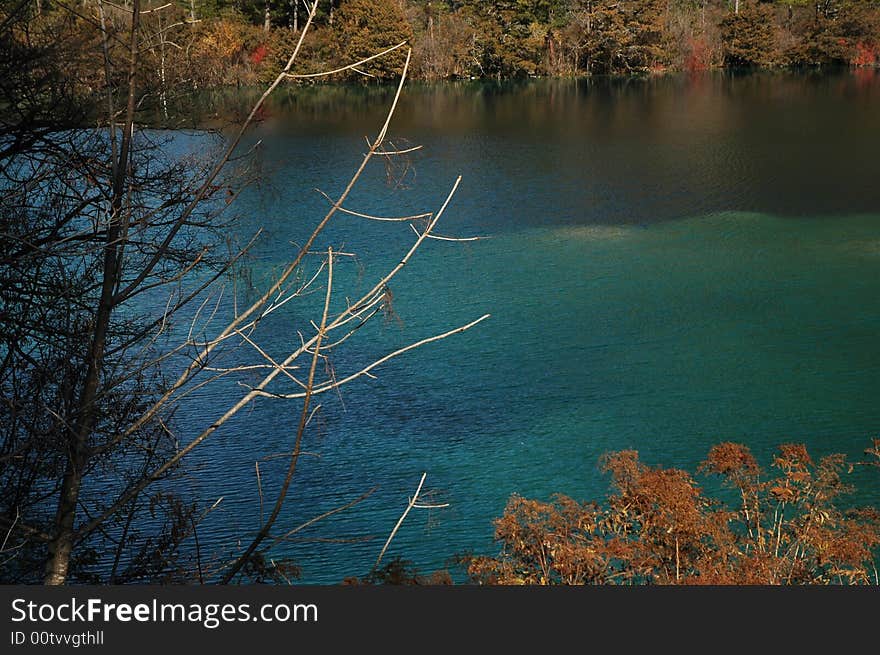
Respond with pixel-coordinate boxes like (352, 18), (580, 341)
(174, 70), (880, 583)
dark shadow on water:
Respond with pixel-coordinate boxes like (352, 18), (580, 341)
(180, 69), (880, 227)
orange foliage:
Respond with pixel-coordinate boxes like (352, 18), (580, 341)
(685, 37), (712, 73)
(467, 442), (880, 585)
(852, 42), (878, 67)
(193, 20), (246, 62)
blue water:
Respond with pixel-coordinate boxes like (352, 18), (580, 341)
(171, 72), (880, 583)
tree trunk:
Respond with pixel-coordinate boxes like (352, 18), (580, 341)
(43, 0), (140, 586)
(158, 12), (168, 120)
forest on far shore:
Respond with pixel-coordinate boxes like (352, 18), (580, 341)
(17, 0), (880, 88)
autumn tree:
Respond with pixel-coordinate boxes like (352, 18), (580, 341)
(454, 0), (548, 78)
(581, 0), (667, 74)
(404, 1), (476, 79)
(467, 442), (880, 585)
(783, 0), (880, 64)
(334, 0), (413, 80)
(720, 2), (778, 65)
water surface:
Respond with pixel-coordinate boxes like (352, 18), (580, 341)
(176, 71), (880, 582)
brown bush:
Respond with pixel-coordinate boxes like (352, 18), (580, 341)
(467, 441), (880, 585)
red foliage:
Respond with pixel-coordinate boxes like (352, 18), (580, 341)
(250, 43), (269, 66)
(852, 42), (878, 67)
(685, 37), (712, 74)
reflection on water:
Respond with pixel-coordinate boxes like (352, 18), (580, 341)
(166, 71), (880, 583)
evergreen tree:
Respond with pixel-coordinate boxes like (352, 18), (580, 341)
(721, 2), (778, 66)
(335, 0), (413, 80)
(583, 0), (667, 74)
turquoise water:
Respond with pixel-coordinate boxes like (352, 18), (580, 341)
(175, 73), (880, 582)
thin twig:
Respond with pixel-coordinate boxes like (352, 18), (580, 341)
(255, 462), (264, 527)
(221, 247), (335, 583)
(374, 473), (447, 570)
(263, 487), (377, 551)
(284, 41), (407, 79)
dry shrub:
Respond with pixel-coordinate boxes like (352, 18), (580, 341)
(189, 19), (268, 86)
(467, 441), (880, 585)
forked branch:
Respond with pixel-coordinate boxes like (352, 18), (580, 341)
(374, 473), (449, 571)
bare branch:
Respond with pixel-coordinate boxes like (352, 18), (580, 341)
(1, 508), (20, 554)
(253, 314), (491, 400)
(284, 41), (407, 79)
(220, 246), (335, 583)
(315, 188), (433, 222)
(255, 462), (264, 527)
(374, 473), (447, 570)
(263, 487), (377, 551)
(372, 145), (424, 156)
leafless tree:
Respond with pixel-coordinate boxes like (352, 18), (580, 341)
(1, 0), (487, 584)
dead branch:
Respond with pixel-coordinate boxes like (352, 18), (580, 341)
(374, 473), (449, 570)
(284, 41), (408, 79)
(220, 246), (335, 583)
(252, 313), (491, 400)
